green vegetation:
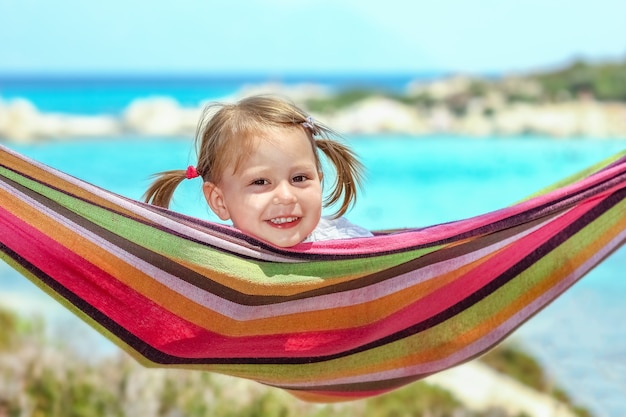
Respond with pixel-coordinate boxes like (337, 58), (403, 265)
(533, 59), (626, 102)
(479, 345), (592, 417)
(305, 88), (386, 113)
(0, 307), (591, 417)
(305, 87), (439, 114)
(304, 58), (626, 118)
(480, 345), (546, 390)
(0, 309), (17, 350)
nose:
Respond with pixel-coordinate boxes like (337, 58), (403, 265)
(272, 181), (297, 205)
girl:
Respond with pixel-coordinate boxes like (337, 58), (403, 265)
(144, 94), (372, 247)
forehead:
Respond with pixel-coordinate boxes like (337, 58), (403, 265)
(229, 125), (318, 169)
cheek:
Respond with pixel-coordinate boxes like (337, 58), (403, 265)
(227, 195), (271, 225)
(239, 193), (272, 209)
(305, 188), (323, 213)
(312, 184), (324, 205)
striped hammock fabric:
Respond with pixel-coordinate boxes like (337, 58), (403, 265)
(1, 143), (626, 402)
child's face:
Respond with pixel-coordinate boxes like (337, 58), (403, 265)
(203, 126), (323, 247)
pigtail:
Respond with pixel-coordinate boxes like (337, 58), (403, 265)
(315, 139), (365, 218)
(143, 170), (188, 208)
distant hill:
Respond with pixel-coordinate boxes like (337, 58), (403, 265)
(530, 58), (626, 102)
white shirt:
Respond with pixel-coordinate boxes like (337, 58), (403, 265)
(305, 216), (373, 242)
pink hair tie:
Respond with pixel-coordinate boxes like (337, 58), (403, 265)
(301, 116), (321, 136)
(185, 166), (199, 179)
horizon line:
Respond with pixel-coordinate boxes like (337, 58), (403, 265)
(0, 69), (489, 81)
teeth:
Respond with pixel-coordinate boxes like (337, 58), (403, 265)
(270, 217), (298, 224)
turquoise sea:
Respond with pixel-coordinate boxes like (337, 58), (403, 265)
(1, 77), (626, 416)
(0, 74), (421, 115)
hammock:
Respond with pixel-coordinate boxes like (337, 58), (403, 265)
(1, 143), (626, 403)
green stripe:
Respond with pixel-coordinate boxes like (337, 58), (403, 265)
(1, 165), (440, 285)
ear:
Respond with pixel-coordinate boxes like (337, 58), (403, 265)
(202, 182), (231, 221)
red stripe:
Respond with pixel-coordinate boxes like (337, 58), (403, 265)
(290, 162), (626, 256)
(0, 183), (615, 361)
(0, 205), (413, 359)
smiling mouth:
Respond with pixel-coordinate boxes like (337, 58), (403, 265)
(269, 216), (300, 225)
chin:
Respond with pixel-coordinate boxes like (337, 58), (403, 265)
(267, 233), (307, 248)
(269, 238), (301, 248)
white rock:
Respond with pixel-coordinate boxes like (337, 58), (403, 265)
(235, 82), (331, 103)
(59, 115), (121, 137)
(426, 361), (579, 417)
(0, 98), (41, 141)
(123, 97), (186, 135)
(329, 97), (426, 134)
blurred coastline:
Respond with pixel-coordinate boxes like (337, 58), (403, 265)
(0, 304), (587, 417)
(1, 59), (625, 143)
(2, 60), (626, 416)
(2, 0), (625, 413)
(3, 135), (625, 416)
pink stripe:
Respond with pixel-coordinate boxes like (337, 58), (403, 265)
(0, 205), (400, 359)
(1, 164), (622, 361)
(0, 187), (607, 359)
(277, 218), (626, 390)
(162, 195), (606, 358)
(0, 206), (430, 359)
(290, 162), (626, 256)
(0, 204), (497, 359)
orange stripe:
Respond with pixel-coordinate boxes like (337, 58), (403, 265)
(3, 182), (519, 339)
(2, 151), (148, 221)
(256, 210), (626, 382)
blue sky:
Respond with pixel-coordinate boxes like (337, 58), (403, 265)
(0, 0), (624, 76)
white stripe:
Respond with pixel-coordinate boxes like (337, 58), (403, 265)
(1, 178), (574, 323)
(262, 229), (626, 389)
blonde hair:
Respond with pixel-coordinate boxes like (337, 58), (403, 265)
(143, 94), (365, 218)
